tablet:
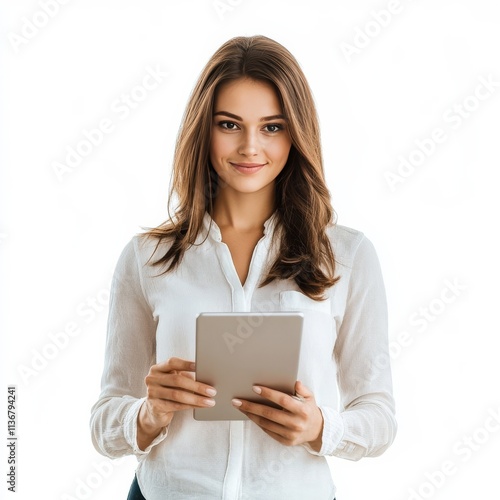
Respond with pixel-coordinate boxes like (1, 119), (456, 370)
(194, 312), (304, 421)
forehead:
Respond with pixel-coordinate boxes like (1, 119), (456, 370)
(214, 78), (282, 116)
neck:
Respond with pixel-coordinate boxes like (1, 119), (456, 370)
(211, 187), (276, 232)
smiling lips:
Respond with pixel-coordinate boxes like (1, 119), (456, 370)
(230, 162), (266, 174)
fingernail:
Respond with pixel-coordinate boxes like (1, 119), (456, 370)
(205, 388), (217, 397)
(204, 399), (215, 406)
(232, 399), (242, 407)
(252, 386), (262, 394)
(190, 363), (196, 371)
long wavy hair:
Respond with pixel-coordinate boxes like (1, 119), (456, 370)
(141, 35), (340, 300)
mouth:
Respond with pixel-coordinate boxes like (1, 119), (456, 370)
(230, 162), (267, 174)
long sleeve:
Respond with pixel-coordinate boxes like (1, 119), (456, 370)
(308, 234), (397, 460)
(90, 235), (167, 458)
(88, 215), (395, 498)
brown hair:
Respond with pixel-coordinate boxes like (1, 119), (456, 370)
(141, 35), (339, 300)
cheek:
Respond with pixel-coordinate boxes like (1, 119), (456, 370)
(268, 138), (292, 161)
(209, 136), (234, 179)
(211, 133), (233, 161)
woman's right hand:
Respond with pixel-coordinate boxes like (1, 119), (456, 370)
(137, 357), (216, 450)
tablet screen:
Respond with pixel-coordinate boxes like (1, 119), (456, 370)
(194, 312), (303, 421)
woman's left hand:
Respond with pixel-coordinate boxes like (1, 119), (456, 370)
(231, 380), (324, 451)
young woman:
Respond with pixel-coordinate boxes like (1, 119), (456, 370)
(90, 35), (397, 500)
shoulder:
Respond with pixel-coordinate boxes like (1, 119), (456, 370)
(326, 222), (384, 279)
(112, 232), (174, 275)
(326, 223), (366, 267)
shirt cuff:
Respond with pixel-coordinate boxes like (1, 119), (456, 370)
(302, 406), (345, 456)
(123, 397), (169, 455)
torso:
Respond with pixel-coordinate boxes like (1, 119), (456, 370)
(220, 228), (264, 287)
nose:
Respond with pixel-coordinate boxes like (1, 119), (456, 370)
(238, 129), (260, 156)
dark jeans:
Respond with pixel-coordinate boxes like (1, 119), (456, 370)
(127, 474), (336, 500)
(127, 475), (146, 500)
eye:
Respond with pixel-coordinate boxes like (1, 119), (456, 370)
(218, 121), (239, 130)
(263, 123), (284, 133)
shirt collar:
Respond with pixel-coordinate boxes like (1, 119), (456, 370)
(201, 210), (279, 244)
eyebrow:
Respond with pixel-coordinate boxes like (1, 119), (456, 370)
(213, 111), (286, 122)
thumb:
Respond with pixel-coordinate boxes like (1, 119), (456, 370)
(295, 380), (313, 399)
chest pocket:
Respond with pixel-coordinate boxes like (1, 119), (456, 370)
(279, 290), (331, 316)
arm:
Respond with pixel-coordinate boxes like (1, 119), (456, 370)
(89, 236), (166, 458)
(315, 234), (397, 460)
(230, 235), (396, 457)
(89, 236), (219, 457)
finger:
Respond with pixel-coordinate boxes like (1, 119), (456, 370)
(155, 358), (216, 396)
(150, 399), (198, 414)
(153, 386), (216, 408)
(257, 426), (291, 446)
(146, 370), (216, 401)
(158, 371), (217, 398)
(232, 398), (294, 427)
(180, 370), (195, 380)
(294, 380), (313, 399)
(155, 357), (196, 373)
(240, 409), (295, 444)
(251, 385), (305, 414)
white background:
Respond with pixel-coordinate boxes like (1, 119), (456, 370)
(1, 1), (499, 499)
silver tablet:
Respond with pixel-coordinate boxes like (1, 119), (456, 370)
(194, 312), (304, 421)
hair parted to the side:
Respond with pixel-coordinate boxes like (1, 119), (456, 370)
(140, 34), (340, 300)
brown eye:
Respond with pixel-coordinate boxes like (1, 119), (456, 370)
(264, 124), (284, 133)
(219, 121), (238, 130)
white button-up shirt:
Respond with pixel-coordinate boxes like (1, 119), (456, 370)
(90, 211), (397, 499)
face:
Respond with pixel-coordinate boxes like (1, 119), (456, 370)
(209, 77), (292, 199)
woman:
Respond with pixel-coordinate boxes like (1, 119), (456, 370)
(90, 35), (397, 500)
